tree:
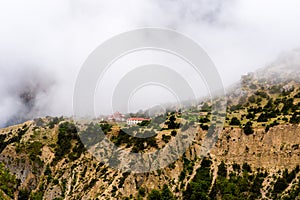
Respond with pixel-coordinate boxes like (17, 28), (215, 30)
(290, 112), (300, 124)
(18, 189), (30, 200)
(246, 112), (255, 119)
(138, 187), (146, 197)
(161, 184), (175, 200)
(218, 162), (227, 178)
(0, 163), (17, 198)
(229, 117), (241, 126)
(257, 113), (268, 122)
(171, 130), (177, 136)
(183, 158), (212, 200)
(148, 189), (161, 200)
(243, 122), (254, 135)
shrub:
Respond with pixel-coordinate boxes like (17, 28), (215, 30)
(290, 112), (300, 124)
(162, 134), (171, 143)
(171, 130), (177, 136)
(138, 187), (146, 197)
(183, 158), (212, 200)
(243, 122), (254, 135)
(52, 122), (81, 163)
(218, 162), (227, 178)
(246, 112), (255, 119)
(229, 117), (241, 126)
(200, 124), (209, 130)
(148, 189), (161, 200)
(242, 163), (252, 173)
(257, 113), (269, 122)
(0, 163), (17, 198)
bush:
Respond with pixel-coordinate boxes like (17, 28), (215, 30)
(0, 163), (18, 198)
(255, 91), (269, 99)
(200, 124), (209, 131)
(162, 134), (171, 143)
(199, 117), (210, 123)
(257, 113), (269, 122)
(265, 125), (270, 133)
(161, 184), (175, 200)
(183, 158), (212, 200)
(243, 122), (254, 135)
(242, 163), (252, 173)
(52, 122), (81, 163)
(246, 112), (255, 119)
(138, 120), (151, 127)
(218, 162), (227, 178)
(138, 187), (146, 197)
(18, 189), (30, 200)
(171, 130), (177, 136)
(27, 141), (43, 157)
(290, 112), (300, 124)
(147, 185), (175, 200)
(30, 191), (43, 200)
(148, 189), (161, 200)
(229, 117), (241, 126)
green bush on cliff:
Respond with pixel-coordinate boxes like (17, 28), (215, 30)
(0, 162), (18, 198)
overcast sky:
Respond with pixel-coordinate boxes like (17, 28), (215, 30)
(1, 0), (300, 126)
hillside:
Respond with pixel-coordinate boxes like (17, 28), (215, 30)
(0, 62), (300, 199)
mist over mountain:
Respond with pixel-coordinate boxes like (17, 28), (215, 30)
(0, 67), (55, 128)
(1, 0), (300, 128)
(256, 49), (300, 80)
(1, 49), (299, 128)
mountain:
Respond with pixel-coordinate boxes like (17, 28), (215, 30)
(0, 54), (300, 200)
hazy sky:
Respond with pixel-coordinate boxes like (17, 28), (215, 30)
(1, 0), (300, 126)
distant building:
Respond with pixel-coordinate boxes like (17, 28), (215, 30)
(108, 111), (126, 122)
(126, 118), (150, 126)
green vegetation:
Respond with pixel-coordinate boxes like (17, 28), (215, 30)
(138, 120), (151, 127)
(27, 141), (44, 165)
(112, 129), (158, 152)
(183, 158), (212, 200)
(226, 82), (299, 136)
(18, 189), (30, 200)
(164, 114), (180, 129)
(243, 121), (254, 135)
(48, 117), (63, 129)
(0, 125), (28, 153)
(30, 191), (43, 200)
(52, 122), (85, 164)
(0, 162), (18, 198)
(290, 112), (300, 124)
(182, 159), (276, 200)
(272, 166), (299, 198)
(229, 117), (241, 126)
(148, 184), (175, 200)
(79, 122), (109, 148)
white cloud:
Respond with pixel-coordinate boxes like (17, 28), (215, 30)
(0, 0), (300, 126)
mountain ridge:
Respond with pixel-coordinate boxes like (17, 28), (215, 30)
(0, 55), (300, 199)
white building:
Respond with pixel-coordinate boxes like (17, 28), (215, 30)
(126, 118), (150, 126)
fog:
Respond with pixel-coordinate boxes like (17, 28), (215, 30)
(1, 0), (300, 127)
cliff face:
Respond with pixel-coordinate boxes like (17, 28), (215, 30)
(211, 124), (300, 171)
(0, 119), (299, 200)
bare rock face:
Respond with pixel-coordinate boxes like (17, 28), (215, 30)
(210, 124), (300, 171)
